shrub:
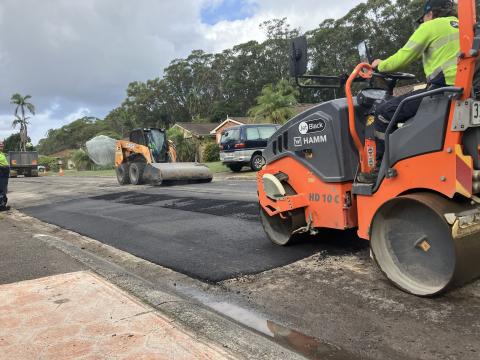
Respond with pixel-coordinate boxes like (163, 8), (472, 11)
(202, 142), (220, 162)
(167, 128), (197, 162)
(71, 149), (94, 171)
(38, 156), (59, 172)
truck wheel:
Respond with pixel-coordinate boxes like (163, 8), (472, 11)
(129, 162), (145, 185)
(228, 164), (243, 172)
(250, 154), (265, 172)
(116, 163), (130, 185)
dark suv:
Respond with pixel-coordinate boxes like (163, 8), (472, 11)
(220, 124), (280, 172)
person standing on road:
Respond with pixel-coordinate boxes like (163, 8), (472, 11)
(0, 141), (11, 211)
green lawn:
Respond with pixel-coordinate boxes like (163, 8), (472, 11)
(204, 161), (230, 173)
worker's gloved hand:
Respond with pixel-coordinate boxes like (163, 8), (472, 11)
(371, 59), (383, 70)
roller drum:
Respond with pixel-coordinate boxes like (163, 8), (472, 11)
(143, 163), (213, 184)
(371, 192), (480, 296)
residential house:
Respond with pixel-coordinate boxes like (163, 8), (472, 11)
(211, 104), (317, 143)
(50, 149), (76, 169)
(171, 123), (217, 140)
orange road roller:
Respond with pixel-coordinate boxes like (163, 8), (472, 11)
(257, 0), (480, 296)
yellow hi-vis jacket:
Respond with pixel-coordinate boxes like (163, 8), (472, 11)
(378, 16), (460, 85)
(0, 152), (8, 167)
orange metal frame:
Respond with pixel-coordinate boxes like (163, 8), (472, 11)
(115, 140), (154, 167)
(356, 0), (478, 239)
(258, 0), (478, 240)
(114, 139), (177, 167)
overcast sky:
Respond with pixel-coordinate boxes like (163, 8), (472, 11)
(0, 0), (364, 144)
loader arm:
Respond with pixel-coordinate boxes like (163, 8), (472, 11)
(114, 140), (153, 167)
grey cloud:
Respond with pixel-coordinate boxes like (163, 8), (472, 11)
(0, 0), (363, 143)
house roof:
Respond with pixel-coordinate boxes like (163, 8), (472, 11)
(227, 117), (255, 124)
(210, 119), (244, 134)
(50, 149), (77, 158)
(208, 103), (319, 135)
(173, 122), (217, 137)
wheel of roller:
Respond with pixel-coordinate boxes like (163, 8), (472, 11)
(129, 162), (145, 185)
(260, 183), (306, 246)
(370, 192), (480, 296)
(116, 163), (130, 185)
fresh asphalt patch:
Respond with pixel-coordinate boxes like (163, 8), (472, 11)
(22, 191), (362, 282)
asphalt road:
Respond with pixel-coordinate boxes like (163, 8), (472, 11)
(8, 176), (480, 360)
(23, 185), (330, 281)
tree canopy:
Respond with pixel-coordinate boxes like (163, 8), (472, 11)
(37, 0), (454, 155)
(248, 79), (299, 124)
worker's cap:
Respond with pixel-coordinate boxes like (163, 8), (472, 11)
(417, 0), (454, 24)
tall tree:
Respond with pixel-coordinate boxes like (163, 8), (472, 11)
(10, 93), (35, 151)
(248, 79), (299, 124)
(3, 132), (32, 152)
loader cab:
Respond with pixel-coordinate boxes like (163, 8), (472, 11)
(129, 128), (168, 163)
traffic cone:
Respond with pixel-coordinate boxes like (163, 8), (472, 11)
(58, 167), (64, 176)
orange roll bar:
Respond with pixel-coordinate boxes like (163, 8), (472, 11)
(345, 63), (373, 173)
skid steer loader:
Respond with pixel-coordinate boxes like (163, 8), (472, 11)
(257, 0), (480, 296)
(115, 128), (212, 185)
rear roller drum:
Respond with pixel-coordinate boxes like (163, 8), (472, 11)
(371, 193), (480, 296)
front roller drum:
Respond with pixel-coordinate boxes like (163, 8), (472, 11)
(259, 178), (306, 246)
(371, 192), (480, 296)
(260, 207), (306, 246)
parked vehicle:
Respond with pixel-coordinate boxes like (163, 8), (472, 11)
(8, 151), (39, 177)
(220, 124), (280, 172)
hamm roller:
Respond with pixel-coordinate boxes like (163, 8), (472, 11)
(115, 128), (212, 186)
(257, 0), (480, 296)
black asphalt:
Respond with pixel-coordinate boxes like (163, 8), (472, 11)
(0, 216), (86, 285)
(23, 189), (330, 282)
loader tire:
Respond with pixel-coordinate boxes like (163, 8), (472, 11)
(129, 162), (145, 185)
(116, 163), (130, 185)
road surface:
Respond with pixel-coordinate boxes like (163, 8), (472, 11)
(7, 176), (480, 360)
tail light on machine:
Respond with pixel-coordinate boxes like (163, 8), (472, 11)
(235, 143), (246, 149)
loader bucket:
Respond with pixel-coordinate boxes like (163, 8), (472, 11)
(143, 162), (213, 185)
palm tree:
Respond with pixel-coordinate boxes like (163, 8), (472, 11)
(11, 93), (35, 151)
(248, 79), (299, 124)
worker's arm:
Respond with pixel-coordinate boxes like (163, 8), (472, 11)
(377, 23), (432, 73)
(0, 153), (8, 167)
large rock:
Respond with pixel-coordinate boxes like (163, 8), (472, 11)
(86, 135), (117, 166)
